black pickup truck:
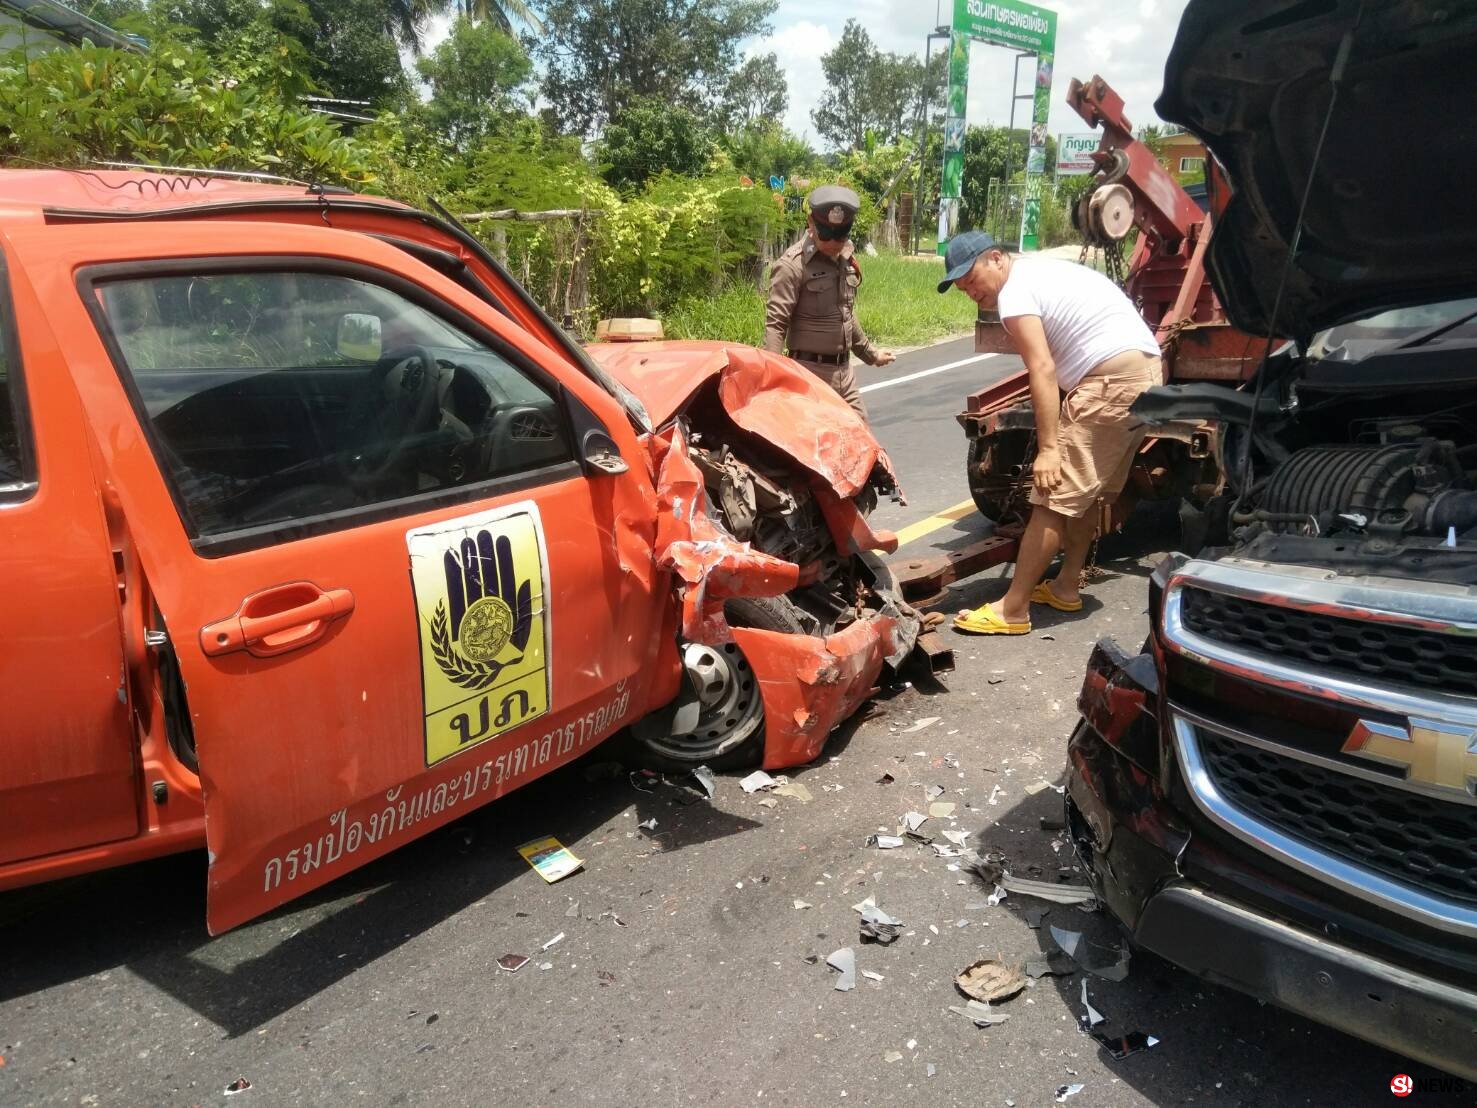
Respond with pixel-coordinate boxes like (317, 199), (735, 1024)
(1064, 0), (1477, 1080)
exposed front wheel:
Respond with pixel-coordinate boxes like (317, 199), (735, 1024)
(633, 595), (806, 771)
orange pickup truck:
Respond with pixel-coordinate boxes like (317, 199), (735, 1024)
(0, 169), (916, 933)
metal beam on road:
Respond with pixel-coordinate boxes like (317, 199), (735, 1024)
(859, 353), (999, 394)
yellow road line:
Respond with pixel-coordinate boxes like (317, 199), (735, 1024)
(893, 497), (978, 548)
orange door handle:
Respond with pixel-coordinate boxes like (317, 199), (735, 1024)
(200, 582), (355, 658)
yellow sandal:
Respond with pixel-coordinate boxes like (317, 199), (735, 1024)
(953, 602), (1031, 636)
(1030, 582), (1084, 613)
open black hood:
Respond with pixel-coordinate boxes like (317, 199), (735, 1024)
(1156, 0), (1477, 340)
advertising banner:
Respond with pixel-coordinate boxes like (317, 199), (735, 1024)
(938, 0), (1057, 252)
(1056, 132), (1099, 176)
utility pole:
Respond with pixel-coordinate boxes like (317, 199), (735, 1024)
(911, 15), (952, 254)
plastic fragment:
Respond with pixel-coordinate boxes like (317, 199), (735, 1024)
(1093, 1030), (1159, 1059)
(1025, 779), (1056, 795)
(942, 829), (970, 847)
(925, 784), (945, 800)
(772, 782), (813, 803)
(1079, 979), (1107, 1028)
(740, 770), (777, 793)
(1051, 925), (1131, 981)
(927, 801), (956, 818)
(861, 970), (885, 982)
(565, 901), (581, 918)
(1001, 875), (1095, 905)
(691, 765), (717, 799)
(517, 836), (583, 883)
(1056, 1084), (1085, 1102)
(793, 899), (814, 910)
(827, 947), (857, 991)
(225, 1078), (252, 1095)
(926, 1064), (937, 1077)
(877, 773), (895, 785)
(1025, 953), (1076, 979)
(497, 953), (529, 972)
(955, 958), (1027, 1003)
(638, 818), (658, 832)
(902, 716), (940, 734)
(901, 811), (929, 833)
(758, 798), (779, 808)
(867, 834), (905, 850)
(948, 999), (1011, 1026)
(859, 903), (905, 944)
(541, 932), (564, 951)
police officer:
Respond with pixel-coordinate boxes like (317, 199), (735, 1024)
(764, 185), (895, 417)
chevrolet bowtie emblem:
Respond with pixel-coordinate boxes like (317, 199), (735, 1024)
(1342, 718), (1477, 800)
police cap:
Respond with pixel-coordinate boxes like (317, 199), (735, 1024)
(807, 185), (860, 228)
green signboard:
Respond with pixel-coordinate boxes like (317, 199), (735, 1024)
(940, 0), (1057, 252)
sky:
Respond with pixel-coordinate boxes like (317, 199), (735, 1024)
(752, 0), (1193, 147)
(422, 0), (1192, 150)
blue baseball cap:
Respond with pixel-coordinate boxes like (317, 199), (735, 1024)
(937, 230), (999, 293)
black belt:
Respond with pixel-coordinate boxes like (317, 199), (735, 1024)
(790, 350), (848, 366)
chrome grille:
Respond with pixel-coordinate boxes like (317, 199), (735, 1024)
(1198, 729), (1477, 909)
(1180, 586), (1477, 699)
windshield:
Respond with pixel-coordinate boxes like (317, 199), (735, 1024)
(1308, 297), (1477, 361)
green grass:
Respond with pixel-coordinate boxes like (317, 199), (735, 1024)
(660, 251), (977, 350)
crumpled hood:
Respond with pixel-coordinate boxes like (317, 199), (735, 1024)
(587, 340), (897, 499)
(1156, 0), (1477, 339)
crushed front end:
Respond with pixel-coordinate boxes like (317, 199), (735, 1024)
(1067, 557), (1477, 1080)
(590, 340), (924, 771)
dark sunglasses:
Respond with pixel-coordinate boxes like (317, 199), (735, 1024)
(814, 222), (853, 242)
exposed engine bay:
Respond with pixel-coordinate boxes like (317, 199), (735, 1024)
(1138, 325), (1477, 584)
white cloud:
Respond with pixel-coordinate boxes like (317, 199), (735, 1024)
(747, 21), (839, 139)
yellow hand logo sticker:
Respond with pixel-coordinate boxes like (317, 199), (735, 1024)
(409, 503), (551, 766)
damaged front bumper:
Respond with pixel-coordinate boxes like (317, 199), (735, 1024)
(1067, 637), (1477, 1080)
(633, 343), (922, 770)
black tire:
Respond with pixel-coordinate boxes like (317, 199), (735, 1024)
(632, 595), (807, 773)
(966, 432), (1033, 524)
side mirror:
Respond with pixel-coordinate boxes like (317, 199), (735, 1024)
(336, 313), (383, 361)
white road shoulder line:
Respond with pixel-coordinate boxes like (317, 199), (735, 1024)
(858, 352), (998, 394)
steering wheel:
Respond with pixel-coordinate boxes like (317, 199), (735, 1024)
(343, 346), (442, 486)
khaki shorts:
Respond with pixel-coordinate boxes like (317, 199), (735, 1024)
(1028, 354), (1163, 519)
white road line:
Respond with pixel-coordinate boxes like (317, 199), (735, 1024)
(858, 352), (999, 394)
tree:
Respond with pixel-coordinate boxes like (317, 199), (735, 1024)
(452, 0), (544, 34)
(719, 53), (787, 130)
(721, 121), (819, 183)
(531, 0), (776, 136)
(414, 18), (532, 149)
(812, 21), (943, 151)
(301, 0), (410, 102)
(811, 20), (876, 152)
(598, 98), (715, 189)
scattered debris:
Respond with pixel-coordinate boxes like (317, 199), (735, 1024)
(942, 830), (970, 847)
(827, 947), (857, 991)
(1051, 925), (1131, 981)
(926, 1063), (937, 1078)
(859, 903), (905, 944)
(517, 837), (583, 883)
(986, 884), (1008, 907)
(538, 962), (553, 971)
(948, 999), (1011, 1026)
(877, 773), (896, 785)
(565, 901), (581, 918)
(884, 1051), (903, 1063)
(224, 1078), (252, 1095)
(822, 784), (845, 793)
(497, 953), (530, 973)
(1079, 979), (1107, 1028)
(598, 910), (627, 927)
(802, 954), (820, 965)
(1025, 953), (1076, 979)
(1039, 816), (1067, 831)
(638, 818), (659, 832)
(932, 844), (963, 858)
(691, 765), (716, 799)
(740, 770), (776, 794)
(901, 811), (929, 833)
(987, 784), (1005, 805)
(793, 899), (813, 910)
(928, 801), (956, 819)
(906, 1039), (917, 1051)
(541, 932), (565, 951)
(1055, 1084), (1085, 1102)
(861, 970), (885, 982)
(1094, 1030), (1160, 1059)
(772, 781), (813, 803)
(1024, 779), (1057, 795)
(867, 834), (905, 850)
(902, 716), (940, 734)
(925, 784), (945, 800)
(955, 958), (1027, 1003)
(629, 770), (659, 793)
(988, 671), (1006, 685)
(758, 798), (778, 809)
(1024, 907), (1048, 929)
(1001, 875), (1095, 905)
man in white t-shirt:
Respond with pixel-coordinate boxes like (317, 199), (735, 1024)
(938, 231), (1163, 635)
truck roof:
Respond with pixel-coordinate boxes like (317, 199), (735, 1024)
(0, 168), (405, 219)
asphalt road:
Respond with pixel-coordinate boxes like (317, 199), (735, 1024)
(0, 337), (1453, 1107)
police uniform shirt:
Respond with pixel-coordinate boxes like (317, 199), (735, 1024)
(763, 236), (881, 365)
